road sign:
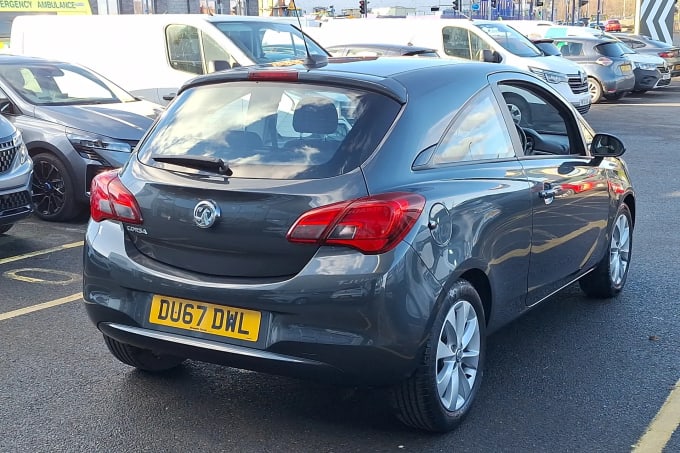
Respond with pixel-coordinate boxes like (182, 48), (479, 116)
(471, 2), (480, 11)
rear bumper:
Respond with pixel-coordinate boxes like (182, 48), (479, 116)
(83, 220), (442, 386)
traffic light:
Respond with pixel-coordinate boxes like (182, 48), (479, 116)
(536, 0), (544, 6)
(491, 0), (497, 8)
(452, 0), (459, 11)
(359, 0), (366, 14)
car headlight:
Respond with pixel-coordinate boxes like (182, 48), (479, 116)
(67, 131), (132, 161)
(528, 67), (569, 84)
(12, 131), (28, 166)
(633, 62), (657, 71)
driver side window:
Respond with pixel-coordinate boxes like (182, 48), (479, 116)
(500, 83), (584, 156)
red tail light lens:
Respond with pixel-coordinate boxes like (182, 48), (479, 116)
(287, 192), (426, 254)
(658, 51), (676, 58)
(90, 170), (143, 224)
(248, 70), (299, 81)
(595, 57), (613, 66)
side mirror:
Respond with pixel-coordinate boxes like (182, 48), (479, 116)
(481, 49), (502, 63)
(590, 133), (626, 157)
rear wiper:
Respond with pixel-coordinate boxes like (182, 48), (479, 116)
(152, 155), (233, 176)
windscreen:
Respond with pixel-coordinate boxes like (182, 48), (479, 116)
(212, 21), (327, 63)
(477, 23), (542, 57)
(0, 62), (136, 106)
(138, 81), (401, 180)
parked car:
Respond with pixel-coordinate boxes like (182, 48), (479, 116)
(553, 36), (636, 102)
(589, 22), (605, 31)
(601, 32), (672, 91)
(613, 33), (680, 77)
(326, 43), (439, 58)
(0, 54), (163, 221)
(0, 114), (32, 235)
(604, 19), (622, 32)
(83, 57), (635, 432)
(531, 38), (563, 56)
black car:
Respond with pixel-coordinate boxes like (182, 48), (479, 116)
(83, 57), (634, 432)
(553, 36), (636, 103)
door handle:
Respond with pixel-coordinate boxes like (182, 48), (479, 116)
(538, 183), (555, 205)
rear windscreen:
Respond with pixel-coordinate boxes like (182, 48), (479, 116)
(137, 82), (401, 179)
(595, 42), (627, 57)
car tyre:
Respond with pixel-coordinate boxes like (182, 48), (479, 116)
(579, 203), (633, 298)
(503, 92), (532, 126)
(31, 152), (81, 221)
(0, 224), (13, 234)
(390, 279), (486, 432)
(588, 77), (603, 104)
(103, 334), (185, 372)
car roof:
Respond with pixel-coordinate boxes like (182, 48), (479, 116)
(327, 43), (437, 52)
(0, 53), (73, 66)
(180, 58), (520, 102)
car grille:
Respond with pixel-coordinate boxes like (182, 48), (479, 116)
(576, 104), (591, 114)
(0, 190), (31, 216)
(567, 74), (588, 94)
(0, 135), (19, 174)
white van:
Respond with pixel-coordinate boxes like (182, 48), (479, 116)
(305, 18), (592, 113)
(10, 14), (327, 105)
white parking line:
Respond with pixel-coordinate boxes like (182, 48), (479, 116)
(0, 293), (82, 321)
(0, 241), (84, 265)
(632, 379), (680, 453)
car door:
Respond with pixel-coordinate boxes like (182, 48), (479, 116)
(491, 76), (610, 306)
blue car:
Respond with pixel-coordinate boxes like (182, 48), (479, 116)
(83, 57), (635, 432)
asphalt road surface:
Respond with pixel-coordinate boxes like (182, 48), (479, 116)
(1, 85), (679, 453)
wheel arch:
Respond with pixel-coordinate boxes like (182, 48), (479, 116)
(457, 268), (492, 327)
(27, 144), (81, 199)
(623, 193), (635, 227)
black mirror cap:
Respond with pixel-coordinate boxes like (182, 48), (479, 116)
(591, 133), (626, 157)
(481, 49), (502, 63)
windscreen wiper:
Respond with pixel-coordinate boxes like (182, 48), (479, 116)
(152, 155), (233, 176)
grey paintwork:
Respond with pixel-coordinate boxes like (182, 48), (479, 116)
(83, 58), (635, 385)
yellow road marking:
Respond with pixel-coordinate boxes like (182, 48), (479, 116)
(633, 379), (680, 453)
(0, 241), (84, 265)
(0, 293), (82, 321)
(3, 268), (80, 285)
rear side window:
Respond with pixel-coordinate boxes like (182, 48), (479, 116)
(595, 42), (626, 57)
(138, 82), (401, 180)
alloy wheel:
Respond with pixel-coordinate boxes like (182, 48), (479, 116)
(32, 159), (66, 216)
(435, 299), (481, 411)
(609, 213), (631, 286)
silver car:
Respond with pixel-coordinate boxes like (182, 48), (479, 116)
(0, 55), (163, 221)
(83, 58), (635, 432)
(0, 114), (32, 235)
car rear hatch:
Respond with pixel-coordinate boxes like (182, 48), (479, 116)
(115, 71), (403, 278)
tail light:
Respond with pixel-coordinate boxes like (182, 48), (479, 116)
(658, 51), (676, 58)
(90, 170), (143, 224)
(595, 57), (613, 66)
(287, 192), (426, 254)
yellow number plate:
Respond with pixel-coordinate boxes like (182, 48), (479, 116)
(149, 295), (261, 342)
(621, 64), (632, 73)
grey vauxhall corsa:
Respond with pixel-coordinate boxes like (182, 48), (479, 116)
(0, 55), (162, 221)
(0, 115), (32, 234)
(83, 58), (635, 432)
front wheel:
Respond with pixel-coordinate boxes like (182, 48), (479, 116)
(103, 334), (185, 372)
(390, 279), (486, 432)
(579, 203), (633, 298)
(31, 153), (82, 221)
